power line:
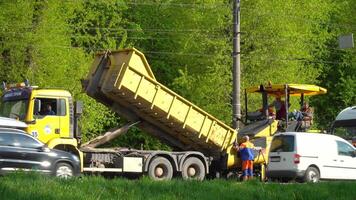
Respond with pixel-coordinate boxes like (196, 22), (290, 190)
(0, 36), (353, 57)
(0, 30), (229, 40)
(0, 6), (354, 30)
(0, 32), (344, 52)
(1, 41), (354, 65)
(242, 55), (355, 65)
(0, 1), (230, 9)
(240, 7), (356, 30)
(123, 1), (229, 8)
(1, 0), (355, 30)
(2, 29), (355, 50)
(0, 22), (228, 33)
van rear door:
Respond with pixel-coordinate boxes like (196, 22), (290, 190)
(268, 135), (296, 171)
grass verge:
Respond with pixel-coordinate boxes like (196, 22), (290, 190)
(0, 173), (355, 200)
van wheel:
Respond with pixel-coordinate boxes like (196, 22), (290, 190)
(148, 157), (173, 181)
(304, 167), (320, 183)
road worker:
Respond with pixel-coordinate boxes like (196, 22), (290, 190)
(238, 136), (255, 181)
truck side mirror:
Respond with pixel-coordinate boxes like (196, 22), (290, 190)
(34, 99), (41, 114)
(75, 101), (83, 116)
(74, 101), (83, 141)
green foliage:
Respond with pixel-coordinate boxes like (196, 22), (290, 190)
(0, 1), (34, 82)
(68, 0), (132, 53)
(311, 0), (356, 128)
(127, 1), (232, 123)
(0, 0), (354, 148)
(0, 0), (123, 142)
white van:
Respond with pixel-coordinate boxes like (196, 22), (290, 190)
(266, 132), (356, 182)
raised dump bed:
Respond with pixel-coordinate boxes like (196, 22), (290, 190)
(83, 48), (237, 161)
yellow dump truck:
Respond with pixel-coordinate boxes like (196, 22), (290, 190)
(81, 48), (238, 180)
(0, 48), (239, 180)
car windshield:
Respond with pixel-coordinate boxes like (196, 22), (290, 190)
(270, 135), (295, 152)
(333, 126), (356, 140)
(0, 100), (28, 120)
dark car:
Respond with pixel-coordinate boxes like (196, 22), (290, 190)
(0, 128), (80, 178)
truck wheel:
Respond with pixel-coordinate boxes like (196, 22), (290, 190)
(182, 157), (205, 181)
(303, 166), (320, 183)
(148, 157), (173, 181)
(54, 162), (74, 179)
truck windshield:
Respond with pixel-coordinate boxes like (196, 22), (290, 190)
(0, 100), (28, 120)
(333, 126), (356, 140)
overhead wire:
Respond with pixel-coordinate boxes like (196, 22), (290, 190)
(1, 30), (353, 57)
(0, 1), (355, 30)
(0, 1), (230, 9)
(1, 40), (354, 66)
(0, 1), (354, 62)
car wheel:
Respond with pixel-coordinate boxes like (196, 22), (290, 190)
(148, 157), (173, 181)
(181, 157), (205, 181)
(304, 166), (320, 183)
(55, 162), (74, 179)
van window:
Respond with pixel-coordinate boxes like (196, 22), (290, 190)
(336, 141), (354, 157)
(270, 135), (295, 152)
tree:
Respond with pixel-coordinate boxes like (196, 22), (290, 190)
(311, 0), (356, 128)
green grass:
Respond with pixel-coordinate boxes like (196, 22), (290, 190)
(0, 173), (355, 200)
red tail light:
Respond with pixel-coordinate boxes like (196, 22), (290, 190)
(294, 154), (301, 164)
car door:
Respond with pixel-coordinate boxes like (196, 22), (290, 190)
(335, 140), (356, 180)
(0, 132), (46, 173)
(0, 133), (27, 172)
(0, 133), (14, 170)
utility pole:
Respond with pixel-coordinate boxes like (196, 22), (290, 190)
(232, 0), (241, 130)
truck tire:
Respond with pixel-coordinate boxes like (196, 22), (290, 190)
(182, 157), (205, 181)
(148, 157), (173, 181)
(54, 162), (74, 179)
(303, 166), (320, 183)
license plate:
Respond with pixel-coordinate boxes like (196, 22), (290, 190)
(270, 156), (281, 162)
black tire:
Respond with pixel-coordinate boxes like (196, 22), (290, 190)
(181, 157), (205, 181)
(303, 166), (320, 183)
(148, 157), (173, 181)
(54, 162), (74, 179)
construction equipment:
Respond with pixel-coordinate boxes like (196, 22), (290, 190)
(237, 83), (327, 177)
(0, 48), (328, 181)
(0, 48), (238, 180)
(243, 83), (327, 131)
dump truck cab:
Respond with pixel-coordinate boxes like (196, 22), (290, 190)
(0, 82), (83, 166)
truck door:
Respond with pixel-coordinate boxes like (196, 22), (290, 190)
(28, 98), (61, 144)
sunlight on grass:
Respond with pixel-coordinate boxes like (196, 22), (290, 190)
(0, 173), (355, 200)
